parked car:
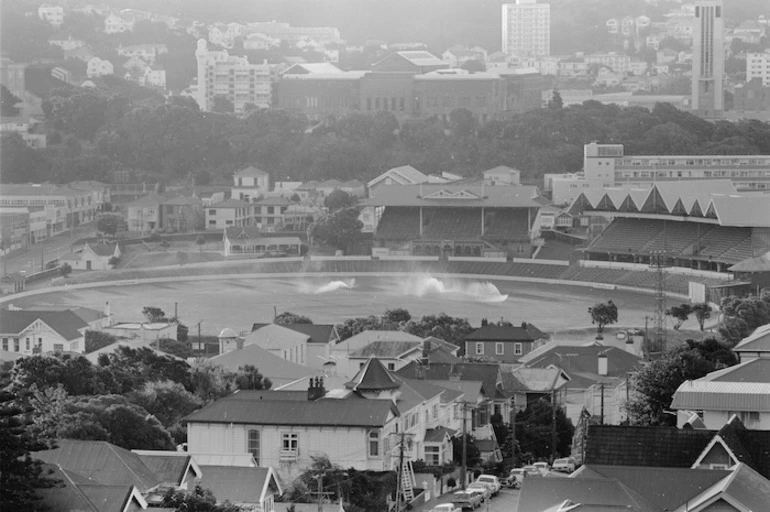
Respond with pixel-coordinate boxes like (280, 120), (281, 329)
(431, 504), (462, 512)
(552, 457), (577, 473)
(522, 465), (542, 478)
(451, 491), (481, 510)
(507, 468), (527, 487)
(475, 475), (502, 496)
(466, 483), (491, 502)
(533, 462), (550, 475)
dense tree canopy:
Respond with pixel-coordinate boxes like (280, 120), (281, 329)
(718, 291), (770, 345)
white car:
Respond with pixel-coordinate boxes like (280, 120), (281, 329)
(474, 475), (502, 496)
(533, 462), (550, 475)
(552, 457), (577, 473)
(431, 504), (462, 512)
(522, 465), (542, 478)
(466, 483), (491, 502)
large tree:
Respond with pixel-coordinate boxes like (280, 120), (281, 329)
(515, 399), (574, 462)
(274, 311), (313, 325)
(308, 207), (364, 254)
(718, 292), (770, 345)
(588, 300), (618, 334)
(324, 189), (357, 213)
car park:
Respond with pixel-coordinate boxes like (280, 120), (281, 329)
(552, 457), (577, 473)
(466, 483), (491, 502)
(430, 504), (462, 512)
(451, 491), (482, 510)
(474, 475), (502, 496)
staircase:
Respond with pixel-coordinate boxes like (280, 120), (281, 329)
(401, 460), (416, 502)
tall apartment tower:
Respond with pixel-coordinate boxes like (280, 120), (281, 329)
(194, 39), (272, 113)
(501, 0), (551, 58)
(691, 0), (724, 115)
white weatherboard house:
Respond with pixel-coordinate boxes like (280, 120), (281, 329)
(0, 309), (90, 355)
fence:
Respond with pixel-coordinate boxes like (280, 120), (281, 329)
(580, 259), (731, 280)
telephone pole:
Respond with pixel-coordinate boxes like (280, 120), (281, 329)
(390, 431), (415, 512)
(458, 401), (476, 489)
(551, 389), (558, 463)
(509, 401), (517, 468)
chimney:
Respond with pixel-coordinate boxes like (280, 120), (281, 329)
(481, 318), (488, 327)
(598, 352), (608, 376)
(422, 339), (432, 358)
(307, 376), (326, 401)
(521, 322), (527, 329)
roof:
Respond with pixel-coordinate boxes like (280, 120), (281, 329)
(464, 324), (544, 342)
(425, 379), (484, 403)
(350, 340), (422, 358)
(396, 362), (504, 400)
(367, 165), (429, 188)
(0, 309), (88, 341)
(518, 477), (658, 512)
(573, 465), (730, 512)
(197, 466), (279, 504)
(0, 183), (85, 197)
(279, 324), (337, 343)
(584, 425), (714, 468)
(345, 357), (402, 391)
(424, 427), (456, 443)
(692, 462), (770, 512)
(333, 330), (424, 354)
(86, 242), (120, 257)
(484, 166), (519, 176)
(733, 323), (770, 353)
(34, 439), (161, 492)
(671, 380), (770, 412)
(161, 195), (201, 206)
(211, 198), (251, 208)
(38, 464), (146, 512)
(699, 357), (770, 383)
(364, 184), (543, 208)
(206, 344), (315, 387)
(244, 323), (310, 350)
(729, 251), (770, 272)
(503, 367), (568, 393)
(234, 166), (269, 177)
(395, 50), (446, 67)
(134, 453), (196, 486)
(254, 196), (292, 206)
(394, 377), (448, 413)
(183, 389), (398, 427)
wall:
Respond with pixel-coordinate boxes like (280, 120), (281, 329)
(465, 340), (528, 363)
(580, 260), (731, 280)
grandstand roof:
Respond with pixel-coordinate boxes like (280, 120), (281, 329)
(364, 184), (543, 208)
(569, 181), (770, 227)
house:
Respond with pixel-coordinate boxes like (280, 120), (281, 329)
(441, 45), (487, 68)
(207, 199), (253, 231)
(244, 323), (309, 366)
(521, 342), (643, 424)
(671, 357), (770, 429)
(329, 330), (425, 377)
(142, 66), (166, 89)
(251, 322), (340, 371)
(48, 34), (86, 51)
(184, 381), (401, 481)
(159, 195), (204, 232)
(104, 12), (134, 33)
(86, 57), (114, 77)
(732, 323), (770, 362)
(35, 439), (201, 494)
(37, 464), (149, 512)
(197, 465), (282, 511)
(61, 242), (121, 271)
(233, 166), (271, 202)
(244, 33), (280, 50)
(205, 343), (317, 388)
(483, 166), (521, 186)
(367, 165), (430, 198)
(0, 308), (89, 355)
(125, 193), (165, 232)
(222, 226), (302, 257)
(116, 44), (168, 64)
(464, 323), (547, 362)
(501, 367), (570, 412)
(254, 196), (292, 229)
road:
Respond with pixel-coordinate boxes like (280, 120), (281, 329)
(0, 224), (96, 276)
(414, 487), (520, 512)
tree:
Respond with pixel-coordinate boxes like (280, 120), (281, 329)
(452, 434), (482, 467)
(405, 313), (474, 347)
(548, 89), (564, 110)
(515, 399), (574, 462)
(588, 300), (618, 333)
(108, 256), (120, 267)
(159, 338), (193, 359)
(128, 380), (203, 444)
(626, 339), (737, 426)
(274, 312), (313, 325)
(233, 365), (272, 390)
(665, 303), (692, 330)
(60, 263), (72, 277)
(196, 235), (206, 252)
(460, 59), (486, 73)
(162, 485), (241, 512)
(384, 308), (411, 324)
(324, 189), (356, 213)
(211, 95), (234, 114)
(718, 291), (770, 345)
(0, 84), (22, 116)
(11, 354), (119, 396)
(308, 208), (363, 254)
(85, 330), (117, 353)
(449, 108), (477, 137)
(692, 302), (713, 331)
(96, 213), (122, 237)
(177, 323), (189, 342)
(143, 306), (168, 323)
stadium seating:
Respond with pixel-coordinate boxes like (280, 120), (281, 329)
(641, 222), (711, 254)
(375, 208), (421, 240)
(483, 209), (530, 240)
(587, 218), (663, 254)
(422, 209), (481, 240)
(720, 237), (755, 263)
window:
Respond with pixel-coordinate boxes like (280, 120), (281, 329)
(368, 430), (380, 457)
(475, 342), (484, 355)
(248, 429), (260, 465)
(495, 343), (504, 355)
(53, 344), (64, 352)
(387, 363), (395, 371)
(209, 220), (216, 225)
(514, 343), (523, 355)
(710, 463), (728, 470)
(425, 445), (440, 465)
(1, 338), (7, 351)
(25, 338), (30, 351)
(14, 339), (20, 352)
(281, 433), (299, 453)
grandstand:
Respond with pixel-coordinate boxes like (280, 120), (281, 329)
(366, 184), (544, 258)
(571, 183), (770, 272)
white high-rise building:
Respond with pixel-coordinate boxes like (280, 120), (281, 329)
(501, 0), (551, 58)
(691, 0), (724, 115)
(194, 39), (272, 113)
(747, 51), (770, 87)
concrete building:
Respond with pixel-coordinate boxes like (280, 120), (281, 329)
(194, 39), (272, 113)
(691, 0), (724, 116)
(747, 51), (770, 87)
(206, 200), (253, 230)
(0, 183), (102, 230)
(232, 166), (270, 202)
(502, 0), (551, 59)
(37, 4), (64, 26)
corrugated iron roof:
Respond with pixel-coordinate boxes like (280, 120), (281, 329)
(0, 309), (88, 341)
(671, 381), (770, 411)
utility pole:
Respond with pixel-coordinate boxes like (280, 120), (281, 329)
(174, 301), (178, 320)
(509, 401), (517, 468)
(600, 383), (605, 425)
(551, 390), (557, 463)
(317, 475), (323, 512)
(390, 431), (414, 512)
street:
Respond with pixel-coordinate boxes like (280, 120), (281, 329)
(0, 224), (96, 276)
(415, 487), (520, 512)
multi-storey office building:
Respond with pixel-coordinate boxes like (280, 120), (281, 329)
(691, 0), (724, 115)
(502, 0), (551, 59)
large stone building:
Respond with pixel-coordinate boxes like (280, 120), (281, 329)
(502, 0), (551, 59)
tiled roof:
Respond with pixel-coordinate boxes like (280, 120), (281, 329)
(464, 324), (543, 342)
(0, 309), (88, 341)
(584, 425), (714, 468)
(574, 465), (729, 512)
(350, 340), (421, 358)
(34, 439), (160, 491)
(198, 466), (277, 504)
(183, 390), (398, 427)
(345, 357), (401, 391)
